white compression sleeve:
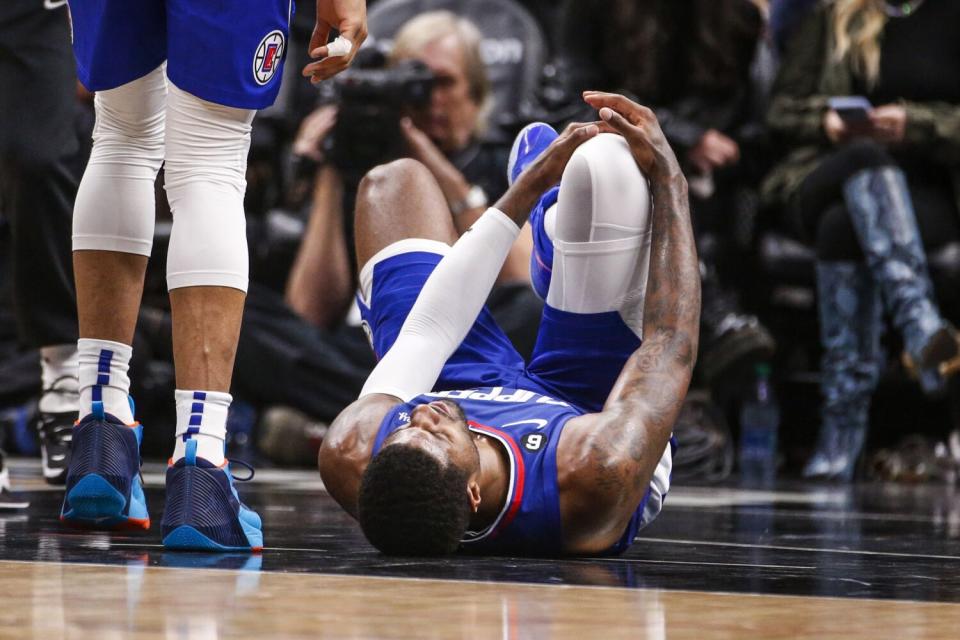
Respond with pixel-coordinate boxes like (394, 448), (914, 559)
(73, 64), (167, 256)
(545, 133), (652, 338)
(164, 82), (255, 292)
(360, 208), (520, 401)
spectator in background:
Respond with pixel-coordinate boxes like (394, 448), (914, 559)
(554, 0), (775, 385)
(769, 0), (819, 55)
(762, 0), (960, 480)
(285, 10), (541, 355)
(0, 0), (82, 497)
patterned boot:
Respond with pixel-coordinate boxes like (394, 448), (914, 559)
(844, 167), (959, 394)
(804, 262), (883, 481)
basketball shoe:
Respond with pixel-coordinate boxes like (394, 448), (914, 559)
(508, 122), (560, 300)
(161, 439), (263, 552)
(60, 400), (149, 529)
(37, 374), (78, 485)
(507, 122), (559, 186)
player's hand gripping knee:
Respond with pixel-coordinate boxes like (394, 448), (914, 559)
(303, 0), (369, 84)
(495, 122), (599, 223)
(583, 91), (683, 181)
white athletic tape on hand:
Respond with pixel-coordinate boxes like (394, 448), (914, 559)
(326, 36), (353, 57)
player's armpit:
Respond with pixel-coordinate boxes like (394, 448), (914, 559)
(319, 394), (398, 518)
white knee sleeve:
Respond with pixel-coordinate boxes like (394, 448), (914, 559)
(164, 82), (255, 292)
(545, 134), (652, 337)
(73, 65), (167, 256)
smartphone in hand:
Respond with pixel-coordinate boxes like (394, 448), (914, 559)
(828, 96), (873, 123)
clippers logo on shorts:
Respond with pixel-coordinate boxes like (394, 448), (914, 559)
(253, 31), (285, 86)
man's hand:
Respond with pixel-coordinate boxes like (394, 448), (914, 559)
(292, 105), (338, 162)
(583, 91), (682, 181)
(399, 117), (472, 203)
(303, 0), (368, 84)
(687, 129), (740, 174)
(494, 122), (600, 225)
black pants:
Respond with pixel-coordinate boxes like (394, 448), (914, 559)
(0, 0), (79, 348)
(789, 140), (960, 262)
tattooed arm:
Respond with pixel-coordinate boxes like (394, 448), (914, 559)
(556, 93), (701, 554)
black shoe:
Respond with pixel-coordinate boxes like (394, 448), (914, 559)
(37, 375), (78, 486)
(698, 260), (776, 384)
(37, 410), (74, 485)
(699, 312), (776, 384)
(0, 451), (29, 510)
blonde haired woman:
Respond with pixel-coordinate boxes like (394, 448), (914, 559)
(763, 0), (960, 480)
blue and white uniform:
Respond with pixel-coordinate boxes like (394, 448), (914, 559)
(358, 235), (673, 555)
(67, 0), (293, 109)
(371, 386), (673, 556)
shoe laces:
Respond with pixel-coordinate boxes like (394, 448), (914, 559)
(228, 458), (256, 482)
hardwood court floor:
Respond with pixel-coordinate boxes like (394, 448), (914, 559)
(1, 459), (959, 638)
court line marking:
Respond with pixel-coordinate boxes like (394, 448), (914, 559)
(576, 558), (815, 571)
(635, 537), (960, 561)
(668, 503), (958, 524)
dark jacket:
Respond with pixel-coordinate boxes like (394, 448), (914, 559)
(556, 0), (764, 157)
(762, 1), (960, 209)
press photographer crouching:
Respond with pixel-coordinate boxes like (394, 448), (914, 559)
(285, 10), (539, 355)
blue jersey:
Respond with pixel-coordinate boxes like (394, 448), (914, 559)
(372, 386), (665, 556)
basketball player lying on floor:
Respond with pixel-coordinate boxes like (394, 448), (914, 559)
(320, 92), (700, 556)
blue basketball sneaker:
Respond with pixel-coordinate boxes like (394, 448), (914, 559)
(60, 401), (150, 530)
(508, 122), (562, 300)
(507, 122), (558, 186)
(161, 439), (263, 552)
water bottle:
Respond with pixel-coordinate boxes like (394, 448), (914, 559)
(739, 363), (779, 487)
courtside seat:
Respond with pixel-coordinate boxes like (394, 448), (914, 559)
(759, 228), (960, 318)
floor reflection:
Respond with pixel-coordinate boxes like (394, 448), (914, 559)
(7, 561), (668, 640)
(5, 560), (958, 639)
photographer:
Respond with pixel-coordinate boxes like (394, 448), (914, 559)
(286, 11), (535, 341)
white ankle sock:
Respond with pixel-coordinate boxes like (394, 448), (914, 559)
(78, 338), (134, 423)
(173, 389), (230, 465)
(39, 344), (79, 414)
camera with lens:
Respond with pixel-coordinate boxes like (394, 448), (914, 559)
(323, 47), (434, 185)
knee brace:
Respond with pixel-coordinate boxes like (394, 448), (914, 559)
(72, 64), (167, 256)
(164, 82), (255, 292)
(545, 134), (652, 336)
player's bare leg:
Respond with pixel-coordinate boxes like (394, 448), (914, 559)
(170, 287), (245, 392)
(74, 252), (147, 346)
(354, 158), (458, 268)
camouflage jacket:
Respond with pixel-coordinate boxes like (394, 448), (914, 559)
(761, 2), (960, 210)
